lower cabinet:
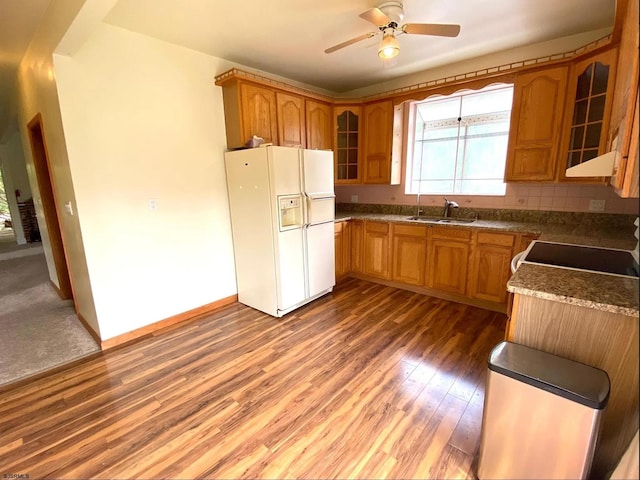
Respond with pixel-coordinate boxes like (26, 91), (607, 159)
(391, 224), (427, 285)
(426, 227), (471, 296)
(350, 219), (364, 273)
(504, 231), (539, 335)
(517, 233), (538, 253)
(363, 221), (390, 279)
(341, 218), (534, 311)
(468, 232), (515, 304)
(334, 221), (351, 281)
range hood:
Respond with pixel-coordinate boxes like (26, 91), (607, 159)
(565, 150), (617, 177)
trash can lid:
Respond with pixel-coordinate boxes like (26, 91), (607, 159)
(488, 341), (610, 410)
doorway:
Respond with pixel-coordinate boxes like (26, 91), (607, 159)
(26, 114), (73, 301)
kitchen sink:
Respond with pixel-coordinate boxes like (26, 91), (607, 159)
(437, 218), (475, 224)
(407, 216), (475, 224)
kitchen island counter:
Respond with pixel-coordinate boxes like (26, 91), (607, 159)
(508, 262), (639, 317)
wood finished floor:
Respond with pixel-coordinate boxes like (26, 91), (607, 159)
(0, 278), (506, 479)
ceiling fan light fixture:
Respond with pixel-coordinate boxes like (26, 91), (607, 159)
(325, 2), (460, 58)
(378, 31), (399, 59)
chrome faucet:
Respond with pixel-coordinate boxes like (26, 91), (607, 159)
(416, 192), (423, 216)
(443, 197), (459, 218)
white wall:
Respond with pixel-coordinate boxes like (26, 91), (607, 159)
(53, 23), (237, 340)
(16, 0), (100, 336)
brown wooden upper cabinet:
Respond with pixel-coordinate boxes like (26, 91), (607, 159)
(557, 48), (617, 182)
(504, 66), (569, 181)
(306, 100), (333, 150)
(216, 74), (333, 151)
(276, 92), (306, 147)
(221, 81), (278, 148)
(362, 100), (394, 184)
(334, 106), (361, 184)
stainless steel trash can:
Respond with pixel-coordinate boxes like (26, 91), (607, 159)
(478, 341), (610, 480)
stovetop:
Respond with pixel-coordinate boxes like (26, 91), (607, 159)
(521, 241), (639, 278)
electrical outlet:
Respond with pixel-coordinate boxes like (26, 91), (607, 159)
(588, 199), (606, 212)
(351, 195), (359, 203)
(148, 199), (158, 211)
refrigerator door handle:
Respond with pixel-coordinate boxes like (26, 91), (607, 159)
(308, 219), (335, 226)
(307, 193), (336, 200)
(301, 222), (310, 297)
(301, 192), (310, 226)
(306, 194), (334, 226)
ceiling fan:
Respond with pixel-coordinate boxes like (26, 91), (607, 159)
(324, 1), (460, 60)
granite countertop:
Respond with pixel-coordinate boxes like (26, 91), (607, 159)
(335, 211), (540, 233)
(335, 212), (636, 249)
(508, 264), (639, 317)
(335, 211), (639, 316)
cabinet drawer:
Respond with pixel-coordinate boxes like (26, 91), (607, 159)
(477, 232), (515, 247)
(393, 224), (427, 237)
(365, 221), (389, 234)
(431, 227), (471, 241)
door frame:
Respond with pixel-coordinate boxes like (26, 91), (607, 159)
(27, 113), (75, 304)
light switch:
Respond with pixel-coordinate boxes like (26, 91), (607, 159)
(64, 201), (73, 216)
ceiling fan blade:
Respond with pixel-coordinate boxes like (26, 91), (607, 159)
(402, 23), (461, 37)
(359, 7), (391, 26)
(324, 32), (377, 54)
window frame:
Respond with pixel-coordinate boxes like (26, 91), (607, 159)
(404, 83), (514, 197)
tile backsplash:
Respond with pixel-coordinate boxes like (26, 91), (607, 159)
(336, 182), (639, 215)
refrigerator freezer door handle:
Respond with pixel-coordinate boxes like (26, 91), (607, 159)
(301, 192), (310, 226)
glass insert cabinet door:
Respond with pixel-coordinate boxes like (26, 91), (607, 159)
(564, 50), (616, 171)
(335, 106), (361, 182)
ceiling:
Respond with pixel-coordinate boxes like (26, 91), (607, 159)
(0, 0), (617, 141)
(104, 0), (616, 93)
(0, 0), (51, 139)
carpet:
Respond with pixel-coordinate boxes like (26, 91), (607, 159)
(0, 228), (43, 260)
(0, 254), (100, 387)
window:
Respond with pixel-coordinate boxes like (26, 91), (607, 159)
(406, 84), (514, 196)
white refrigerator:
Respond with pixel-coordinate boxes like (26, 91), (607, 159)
(224, 146), (335, 317)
